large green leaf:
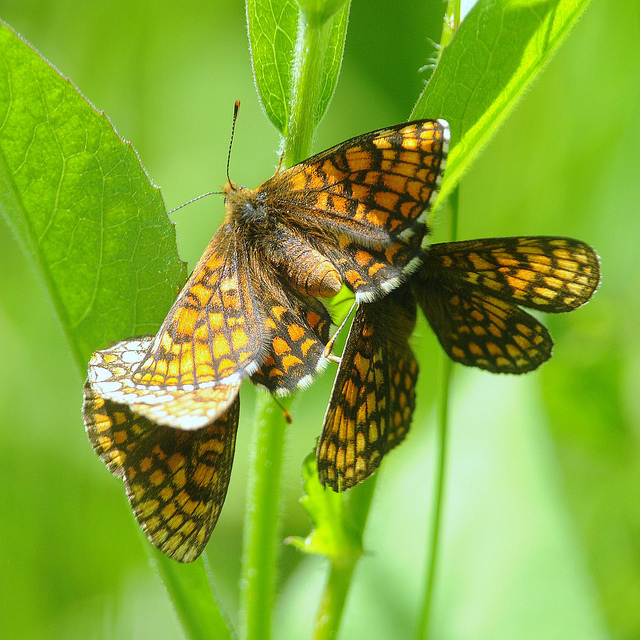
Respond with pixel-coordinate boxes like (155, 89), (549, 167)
(0, 22), (186, 369)
(0, 22), (235, 640)
(414, 0), (591, 206)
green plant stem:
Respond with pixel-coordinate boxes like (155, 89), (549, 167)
(313, 476), (377, 640)
(283, 5), (345, 166)
(415, 186), (459, 640)
(239, 392), (291, 640)
(148, 547), (233, 640)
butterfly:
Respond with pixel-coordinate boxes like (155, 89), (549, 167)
(84, 118), (450, 560)
(317, 236), (601, 491)
(88, 118), (450, 427)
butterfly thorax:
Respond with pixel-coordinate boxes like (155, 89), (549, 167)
(223, 179), (343, 298)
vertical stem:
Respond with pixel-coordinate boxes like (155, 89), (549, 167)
(312, 476), (377, 640)
(148, 548), (234, 640)
(239, 392), (291, 640)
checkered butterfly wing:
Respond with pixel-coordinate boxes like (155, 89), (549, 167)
(121, 223), (334, 397)
(84, 380), (239, 562)
(260, 120), (450, 302)
(414, 237), (600, 373)
(88, 336), (240, 430)
(317, 285), (418, 491)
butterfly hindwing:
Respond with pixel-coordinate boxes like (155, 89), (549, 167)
(415, 277), (554, 374)
(84, 380), (240, 562)
(317, 285), (418, 491)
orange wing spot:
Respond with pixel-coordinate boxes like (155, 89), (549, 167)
(395, 162), (420, 178)
(346, 269), (366, 289)
(167, 453), (185, 472)
(300, 338), (317, 356)
(219, 277), (238, 293)
(374, 191), (400, 212)
(544, 276), (563, 289)
(486, 342), (503, 356)
(468, 253), (494, 271)
(469, 342), (484, 356)
(193, 341), (212, 363)
(373, 137), (393, 150)
(349, 183), (369, 200)
(272, 305), (288, 321)
(364, 171), (381, 185)
(368, 261), (384, 277)
(534, 287), (556, 300)
(382, 172), (408, 193)
(180, 352), (194, 373)
(398, 150), (420, 165)
(406, 179), (423, 201)
(451, 346), (466, 359)
(400, 137), (419, 151)
(307, 171), (327, 190)
(506, 344), (523, 358)
(287, 323), (305, 342)
(272, 337), (291, 356)
(140, 456), (153, 473)
(231, 328), (249, 350)
(213, 334), (231, 357)
(367, 208), (390, 227)
(193, 463), (214, 486)
(315, 191), (330, 211)
(188, 283), (212, 306)
(281, 354), (303, 371)
(167, 357), (181, 378)
(400, 200), (416, 218)
(194, 324), (210, 343)
(173, 468), (187, 489)
(354, 249), (372, 267)
(347, 149), (373, 171)
(217, 357), (239, 374)
(321, 159), (347, 181)
(208, 312), (225, 330)
(306, 310), (322, 328)
(160, 332), (173, 351)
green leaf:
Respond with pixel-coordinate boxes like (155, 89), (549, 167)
(286, 452), (362, 560)
(0, 22), (233, 640)
(0, 22), (186, 369)
(246, 0), (350, 162)
(246, 0), (299, 134)
(413, 0), (592, 206)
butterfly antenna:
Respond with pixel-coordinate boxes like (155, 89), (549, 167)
(226, 100), (241, 185)
(167, 191), (221, 215)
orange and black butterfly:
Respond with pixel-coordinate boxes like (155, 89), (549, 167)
(88, 119), (449, 426)
(84, 118), (450, 560)
(318, 236), (600, 491)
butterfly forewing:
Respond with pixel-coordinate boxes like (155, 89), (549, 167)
(423, 237), (601, 313)
(132, 226), (271, 389)
(261, 120), (450, 302)
(84, 381), (240, 562)
(317, 285), (418, 491)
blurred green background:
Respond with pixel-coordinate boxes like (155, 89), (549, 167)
(0, 1), (638, 638)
